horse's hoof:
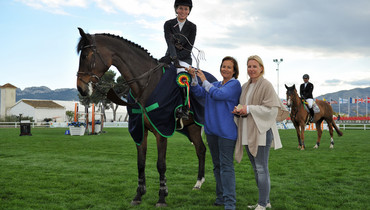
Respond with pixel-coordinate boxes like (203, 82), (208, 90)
(329, 145), (334, 149)
(300, 147), (305, 150)
(313, 145), (318, 149)
(193, 177), (205, 190)
(131, 200), (141, 206)
(155, 202), (167, 207)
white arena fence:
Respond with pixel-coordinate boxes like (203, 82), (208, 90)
(1, 121), (369, 130)
(0, 121), (128, 128)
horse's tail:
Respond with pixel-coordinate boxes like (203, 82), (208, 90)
(331, 120), (343, 136)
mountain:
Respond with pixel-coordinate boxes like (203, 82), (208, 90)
(316, 87), (370, 116)
(14, 86), (370, 116)
(16, 86), (79, 101)
(317, 87), (370, 100)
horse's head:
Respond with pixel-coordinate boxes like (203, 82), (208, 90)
(76, 28), (111, 96)
(285, 84), (297, 108)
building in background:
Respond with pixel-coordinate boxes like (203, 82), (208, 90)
(0, 83), (17, 119)
(8, 99), (66, 122)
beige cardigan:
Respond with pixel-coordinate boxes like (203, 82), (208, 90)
(234, 77), (289, 162)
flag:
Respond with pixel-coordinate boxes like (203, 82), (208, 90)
(349, 97), (357, 104)
(281, 99), (287, 105)
(339, 98), (348, 104)
(367, 97), (370, 104)
(330, 99), (338, 104)
(357, 98), (364, 103)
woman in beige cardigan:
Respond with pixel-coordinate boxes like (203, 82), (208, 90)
(232, 55), (289, 210)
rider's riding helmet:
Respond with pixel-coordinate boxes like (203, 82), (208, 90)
(303, 74), (310, 79)
(174, 0), (193, 11)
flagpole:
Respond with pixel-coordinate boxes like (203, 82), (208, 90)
(357, 96), (359, 117)
(366, 96), (368, 117)
(338, 97), (341, 115)
(348, 97), (350, 117)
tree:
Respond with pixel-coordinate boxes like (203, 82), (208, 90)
(78, 69), (129, 122)
(111, 75), (130, 121)
(66, 110), (74, 122)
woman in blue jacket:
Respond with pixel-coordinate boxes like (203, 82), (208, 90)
(186, 56), (241, 210)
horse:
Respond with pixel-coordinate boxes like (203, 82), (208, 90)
(76, 28), (208, 207)
(285, 84), (343, 150)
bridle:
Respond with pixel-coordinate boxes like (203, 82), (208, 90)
(286, 89), (304, 121)
(77, 35), (165, 104)
(77, 35), (109, 86)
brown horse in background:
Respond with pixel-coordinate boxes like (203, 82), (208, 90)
(76, 28), (207, 207)
(285, 84), (343, 150)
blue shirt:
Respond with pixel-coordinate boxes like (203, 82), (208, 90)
(191, 78), (241, 140)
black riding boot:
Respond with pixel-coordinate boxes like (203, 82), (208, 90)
(309, 107), (314, 123)
(176, 87), (189, 119)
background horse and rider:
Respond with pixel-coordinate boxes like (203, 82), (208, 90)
(76, 28), (215, 207)
(285, 84), (343, 150)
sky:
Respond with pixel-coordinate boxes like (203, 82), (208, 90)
(1, 0), (370, 98)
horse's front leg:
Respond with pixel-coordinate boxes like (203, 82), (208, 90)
(187, 124), (206, 190)
(300, 123), (306, 150)
(156, 134), (168, 207)
(131, 130), (148, 205)
(294, 123), (302, 149)
(314, 120), (323, 149)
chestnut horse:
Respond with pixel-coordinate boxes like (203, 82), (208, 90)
(285, 84), (343, 150)
(76, 28), (207, 207)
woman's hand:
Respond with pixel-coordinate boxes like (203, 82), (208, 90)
(232, 104), (247, 116)
(185, 66), (197, 78)
(196, 69), (207, 82)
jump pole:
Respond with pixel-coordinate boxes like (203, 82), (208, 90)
(74, 103), (78, 122)
(91, 103), (95, 134)
(85, 105), (89, 131)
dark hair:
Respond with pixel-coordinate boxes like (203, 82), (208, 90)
(303, 74), (309, 79)
(220, 56), (239, 79)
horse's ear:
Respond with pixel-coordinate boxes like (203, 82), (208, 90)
(78, 27), (88, 40)
(293, 84), (296, 89)
(285, 84), (288, 89)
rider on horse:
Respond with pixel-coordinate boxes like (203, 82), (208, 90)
(159, 0), (196, 119)
(300, 74), (314, 123)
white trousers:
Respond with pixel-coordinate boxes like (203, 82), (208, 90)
(306, 98), (314, 108)
(175, 60), (191, 74)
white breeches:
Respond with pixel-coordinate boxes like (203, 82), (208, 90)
(306, 98), (314, 108)
(176, 60), (191, 74)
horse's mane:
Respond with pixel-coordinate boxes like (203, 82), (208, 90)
(77, 32), (157, 61)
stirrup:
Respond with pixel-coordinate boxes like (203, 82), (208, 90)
(176, 118), (184, 130)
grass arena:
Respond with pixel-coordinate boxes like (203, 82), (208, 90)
(0, 127), (369, 209)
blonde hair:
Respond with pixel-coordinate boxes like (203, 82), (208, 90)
(247, 55), (264, 76)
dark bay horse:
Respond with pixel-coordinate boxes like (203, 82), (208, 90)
(285, 84), (343, 150)
(76, 28), (206, 207)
